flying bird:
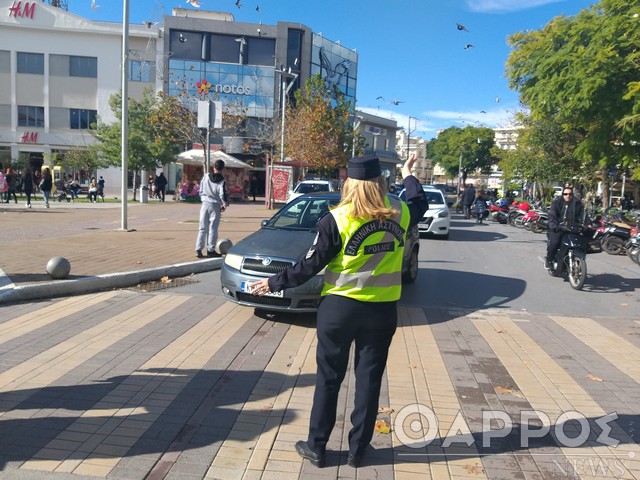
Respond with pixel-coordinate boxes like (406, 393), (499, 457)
(90, 0), (100, 10)
(256, 5), (260, 13)
(185, 0), (200, 6)
(456, 23), (469, 32)
(464, 44), (474, 50)
(376, 96), (404, 105)
(495, 96), (501, 102)
(235, 0), (242, 8)
(142, 20), (158, 28)
(480, 110), (486, 114)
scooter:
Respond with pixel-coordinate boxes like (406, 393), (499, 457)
(547, 225), (589, 290)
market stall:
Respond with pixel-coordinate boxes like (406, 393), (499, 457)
(175, 149), (253, 202)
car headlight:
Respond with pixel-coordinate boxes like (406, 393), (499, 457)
(224, 253), (243, 270)
(437, 210), (449, 218)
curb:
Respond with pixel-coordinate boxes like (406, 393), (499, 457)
(0, 259), (222, 305)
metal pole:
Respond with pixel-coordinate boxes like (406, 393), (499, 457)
(279, 77), (286, 164)
(120, 0), (129, 231)
(206, 100), (212, 173)
(458, 148), (463, 195)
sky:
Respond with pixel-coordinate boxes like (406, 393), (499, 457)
(69, 0), (597, 139)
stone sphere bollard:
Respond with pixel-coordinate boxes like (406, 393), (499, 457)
(216, 238), (233, 255)
(46, 256), (71, 279)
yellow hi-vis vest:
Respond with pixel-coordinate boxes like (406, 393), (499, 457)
(322, 196), (409, 302)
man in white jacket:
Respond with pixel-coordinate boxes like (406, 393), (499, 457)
(196, 159), (228, 258)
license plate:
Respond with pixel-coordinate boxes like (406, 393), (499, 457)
(241, 281), (284, 298)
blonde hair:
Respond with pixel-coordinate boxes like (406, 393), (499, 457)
(338, 176), (398, 222)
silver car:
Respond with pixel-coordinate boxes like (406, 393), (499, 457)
(220, 192), (420, 313)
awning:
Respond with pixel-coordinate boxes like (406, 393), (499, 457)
(175, 149), (253, 169)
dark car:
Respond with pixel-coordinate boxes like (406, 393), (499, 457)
(220, 192), (420, 312)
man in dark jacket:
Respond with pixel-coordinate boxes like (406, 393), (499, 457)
(155, 172), (168, 202)
(545, 185), (584, 269)
(461, 184), (476, 219)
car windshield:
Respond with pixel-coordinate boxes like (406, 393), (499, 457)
(295, 182), (331, 194)
(265, 197), (337, 230)
(424, 190), (445, 205)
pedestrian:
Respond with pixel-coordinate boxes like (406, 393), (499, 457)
(195, 159), (228, 258)
(21, 168), (34, 208)
(40, 168), (53, 208)
(247, 153), (428, 469)
(473, 189), (487, 224)
(4, 168), (18, 203)
(88, 177), (98, 203)
(155, 172), (167, 202)
(98, 176), (105, 201)
(461, 183), (476, 219)
(68, 176), (81, 200)
(0, 171), (7, 201)
(545, 185), (584, 270)
(250, 174), (259, 202)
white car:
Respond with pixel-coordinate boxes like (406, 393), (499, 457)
(287, 180), (336, 202)
(400, 185), (451, 240)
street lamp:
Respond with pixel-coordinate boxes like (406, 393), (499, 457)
(120, 0), (130, 231)
(406, 116), (417, 160)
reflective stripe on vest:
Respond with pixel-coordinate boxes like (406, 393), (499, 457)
(322, 196), (409, 302)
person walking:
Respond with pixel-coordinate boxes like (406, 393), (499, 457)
(195, 159), (228, 258)
(155, 172), (167, 202)
(4, 168), (18, 203)
(0, 171), (7, 202)
(473, 189), (487, 224)
(461, 183), (476, 219)
(40, 168), (53, 208)
(250, 174), (259, 202)
(545, 185), (584, 270)
(98, 176), (105, 201)
(21, 168), (34, 208)
(247, 153), (428, 469)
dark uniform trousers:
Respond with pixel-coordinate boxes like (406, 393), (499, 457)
(546, 230), (563, 262)
(308, 294), (397, 456)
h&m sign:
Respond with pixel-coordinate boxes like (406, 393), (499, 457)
(9, 1), (36, 19)
(21, 132), (38, 143)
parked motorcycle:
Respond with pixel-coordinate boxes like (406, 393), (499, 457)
(489, 202), (510, 224)
(547, 225), (589, 290)
(626, 233), (640, 266)
(599, 211), (639, 255)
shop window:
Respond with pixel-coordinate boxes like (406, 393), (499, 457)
(70, 109), (97, 129)
(70, 56), (97, 78)
(246, 38), (275, 66)
(17, 52), (44, 74)
(129, 60), (151, 82)
(18, 106), (44, 127)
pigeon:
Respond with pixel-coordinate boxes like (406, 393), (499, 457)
(143, 20), (158, 28)
(390, 99), (404, 105)
(495, 96), (501, 102)
(480, 110), (486, 114)
(235, 0), (242, 8)
(185, 0), (200, 6)
(256, 5), (260, 12)
(456, 23), (469, 32)
(90, 0), (100, 10)
(464, 44), (474, 50)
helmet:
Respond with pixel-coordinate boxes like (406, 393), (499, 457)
(498, 199), (506, 207)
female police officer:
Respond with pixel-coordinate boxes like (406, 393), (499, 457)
(249, 153), (427, 468)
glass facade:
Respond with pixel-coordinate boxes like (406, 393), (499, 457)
(311, 34), (358, 102)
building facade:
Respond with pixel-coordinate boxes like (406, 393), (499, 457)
(0, 0), (160, 193)
(0, 3), (357, 195)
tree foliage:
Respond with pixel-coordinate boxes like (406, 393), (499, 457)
(428, 126), (496, 185)
(283, 74), (354, 174)
(505, 0), (640, 182)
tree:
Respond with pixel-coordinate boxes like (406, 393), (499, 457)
(429, 126), (496, 186)
(505, 0), (640, 202)
(283, 74), (354, 175)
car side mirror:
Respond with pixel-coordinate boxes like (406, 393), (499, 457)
(261, 219), (269, 227)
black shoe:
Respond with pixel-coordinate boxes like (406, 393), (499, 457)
(347, 453), (363, 468)
(207, 250), (222, 258)
(196, 250), (203, 258)
(544, 259), (552, 270)
(295, 441), (324, 468)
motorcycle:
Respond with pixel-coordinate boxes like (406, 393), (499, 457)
(599, 211), (639, 255)
(625, 233), (640, 266)
(547, 225), (589, 290)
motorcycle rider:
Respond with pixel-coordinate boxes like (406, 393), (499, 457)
(545, 185), (584, 269)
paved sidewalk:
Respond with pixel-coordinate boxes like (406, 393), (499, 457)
(0, 198), (270, 304)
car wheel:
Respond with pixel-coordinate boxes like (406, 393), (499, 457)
(402, 246), (419, 284)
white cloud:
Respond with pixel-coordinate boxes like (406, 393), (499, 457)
(465, 0), (564, 13)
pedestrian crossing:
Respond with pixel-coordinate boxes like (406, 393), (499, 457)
(0, 291), (638, 479)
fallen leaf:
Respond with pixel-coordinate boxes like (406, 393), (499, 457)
(465, 463), (484, 475)
(161, 276), (171, 283)
(409, 364), (417, 369)
(495, 328), (504, 333)
(620, 303), (628, 307)
(136, 261), (144, 264)
(374, 419), (391, 434)
(495, 386), (525, 398)
(378, 407), (394, 414)
(587, 373), (604, 382)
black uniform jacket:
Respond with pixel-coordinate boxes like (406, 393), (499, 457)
(268, 175), (428, 292)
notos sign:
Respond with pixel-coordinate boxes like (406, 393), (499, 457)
(211, 84), (251, 95)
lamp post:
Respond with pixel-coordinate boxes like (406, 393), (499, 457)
(120, 0), (130, 231)
(406, 116), (416, 160)
(457, 147), (464, 196)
